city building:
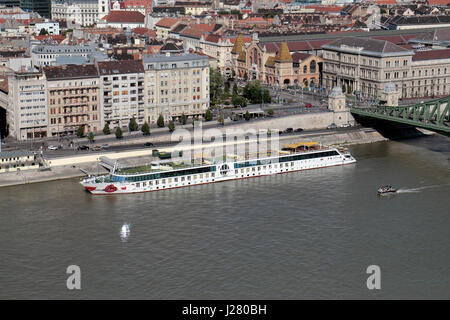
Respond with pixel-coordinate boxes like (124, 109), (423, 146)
(20, 0), (51, 18)
(98, 0), (111, 20)
(51, 0), (100, 27)
(44, 64), (101, 136)
(0, 150), (39, 173)
(155, 18), (181, 40)
(98, 9), (146, 28)
(321, 37), (450, 99)
(97, 59), (145, 130)
(199, 34), (234, 76)
(7, 71), (48, 140)
(232, 34), (322, 86)
(34, 20), (60, 35)
(31, 44), (98, 68)
(0, 1), (20, 7)
(143, 53), (210, 124)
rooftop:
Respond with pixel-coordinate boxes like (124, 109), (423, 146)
(102, 11), (145, 23)
(97, 60), (144, 75)
(0, 150), (35, 159)
(412, 49), (450, 62)
(143, 53), (209, 64)
(44, 64), (99, 80)
(323, 37), (413, 57)
(156, 17), (180, 28)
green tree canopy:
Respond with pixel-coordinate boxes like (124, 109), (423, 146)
(180, 113), (187, 125)
(39, 28), (48, 36)
(103, 122), (111, 135)
(141, 122), (150, 135)
(76, 125), (84, 138)
(267, 109), (274, 116)
(210, 68), (224, 102)
(87, 132), (94, 143)
(115, 127), (123, 139)
(218, 114), (224, 125)
(204, 109), (213, 121)
(157, 114), (165, 128)
(243, 81), (271, 104)
(129, 117), (138, 132)
(244, 111), (251, 121)
(232, 83), (239, 96)
(168, 120), (175, 132)
(231, 95), (247, 108)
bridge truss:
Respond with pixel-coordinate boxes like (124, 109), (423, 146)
(351, 96), (450, 135)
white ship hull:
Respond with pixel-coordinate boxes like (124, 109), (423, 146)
(80, 149), (356, 195)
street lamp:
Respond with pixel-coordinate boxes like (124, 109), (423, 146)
(261, 87), (264, 109)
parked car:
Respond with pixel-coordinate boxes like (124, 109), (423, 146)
(340, 123), (351, 128)
(48, 145), (58, 150)
(284, 128), (293, 133)
(101, 144), (110, 149)
(91, 146), (103, 151)
(144, 142), (154, 147)
(77, 145), (89, 151)
(327, 123), (337, 130)
(295, 128), (304, 132)
(305, 103), (313, 108)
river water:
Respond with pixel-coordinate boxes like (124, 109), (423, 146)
(0, 135), (449, 299)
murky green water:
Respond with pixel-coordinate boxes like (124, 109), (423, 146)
(0, 135), (449, 299)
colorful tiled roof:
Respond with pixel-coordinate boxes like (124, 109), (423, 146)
(232, 34), (244, 54)
(412, 49), (450, 61)
(265, 56), (275, 67)
(275, 42), (292, 61)
(237, 50), (246, 61)
(102, 11), (145, 23)
(156, 17), (180, 29)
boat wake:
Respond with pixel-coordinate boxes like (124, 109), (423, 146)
(396, 184), (449, 194)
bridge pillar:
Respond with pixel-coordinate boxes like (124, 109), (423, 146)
(328, 87), (355, 126)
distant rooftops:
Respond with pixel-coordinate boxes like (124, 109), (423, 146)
(43, 64), (99, 80)
(412, 49), (450, 62)
(323, 37), (413, 57)
(98, 60), (144, 75)
(102, 10), (145, 23)
(143, 53), (209, 64)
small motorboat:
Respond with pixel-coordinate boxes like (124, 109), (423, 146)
(377, 185), (397, 195)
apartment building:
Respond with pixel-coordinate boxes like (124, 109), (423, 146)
(7, 71), (48, 140)
(98, 60), (145, 130)
(44, 64), (101, 137)
(143, 53), (210, 124)
(322, 37), (450, 99)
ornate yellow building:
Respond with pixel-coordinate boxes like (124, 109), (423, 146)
(231, 33), (322, 87)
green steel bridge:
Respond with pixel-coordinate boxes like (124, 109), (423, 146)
(350, 96), (450, 136)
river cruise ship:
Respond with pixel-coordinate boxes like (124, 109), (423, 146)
(80, 142), (356, 195)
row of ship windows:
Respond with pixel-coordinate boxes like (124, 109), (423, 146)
(130, 159), (338, 190)
(116, 157), (339, 185)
